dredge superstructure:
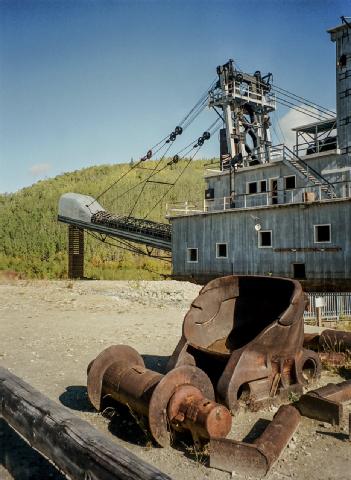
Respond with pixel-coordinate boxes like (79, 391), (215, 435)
(58, 19), (351, 290)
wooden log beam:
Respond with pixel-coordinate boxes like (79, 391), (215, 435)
(0, 367), (172, 480)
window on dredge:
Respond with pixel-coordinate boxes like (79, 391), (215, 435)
(187, 248), (198, 262)
(260, 180), (267, 192)
(285, 175), (296, 190)
(314, 224), (331, 243)
(216, 243), (228, 258)
(339, 54), (347, 68)
(258, 230), (272, 248)
(248, 182), (258, 194)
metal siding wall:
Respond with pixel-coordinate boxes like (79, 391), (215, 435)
(171, 200), (351, 279)
(206, 153), (350, 204)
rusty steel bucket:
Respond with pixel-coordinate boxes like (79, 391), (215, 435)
(167, 275), (321, 411)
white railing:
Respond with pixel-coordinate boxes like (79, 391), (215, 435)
(304, 292), (351, 322)
(165, 201), (204, 217)
(166, 180), (351, 217)
(166, 198), (232, 217)
(209, 85), (275, 110)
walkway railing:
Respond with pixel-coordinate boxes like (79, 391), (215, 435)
(166, 179), (351, 217)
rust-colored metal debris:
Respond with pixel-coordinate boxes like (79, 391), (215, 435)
(296, 380), (351, 426)
(87, 345), (232, 447)
(304, 329), (351, 367)
(304, 329), (351, 352)
(209, 405), (300, 477)
(318, 351), (347, 367)
(168, 275), (321, 411)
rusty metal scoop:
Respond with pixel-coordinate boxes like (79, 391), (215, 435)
(168, 275), (321, 411)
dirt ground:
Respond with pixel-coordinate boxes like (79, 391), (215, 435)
(0, 279), (350, 480)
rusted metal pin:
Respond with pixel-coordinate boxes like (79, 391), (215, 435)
(87, 345), (232, 447)
(209, 405), (300, 477)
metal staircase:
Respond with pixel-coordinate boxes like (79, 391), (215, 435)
(282, 146), (336, 198)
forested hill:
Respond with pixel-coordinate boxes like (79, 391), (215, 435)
(0, 158), (217, 279)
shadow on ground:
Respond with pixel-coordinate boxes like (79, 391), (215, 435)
(59, 385), (94, 412)
(142, 354), (169, 373)
(0, 419), (64, 480)
(315, 429), (349, 441)
(242, 418), (271, 443)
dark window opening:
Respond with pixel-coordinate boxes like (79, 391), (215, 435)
(314, 225), (331, 243)
(248, 182), (257, 194)
(260, 180), (267, 192)
(259, 231), (272, 248)
(339, 54), (347, 68)
(270, 179), (278, 204)
(217, 243), (228, 258)
(293, 263), (306, 279)
(205, 188), (214, 199)
(187, 248), (198, 262)
(285, 176), (296, 190)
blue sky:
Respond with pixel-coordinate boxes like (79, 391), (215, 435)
(0, 0), (345, 193)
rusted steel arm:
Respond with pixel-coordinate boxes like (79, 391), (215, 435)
(296, 380), (351, 426)
(209, 405), (300, 476)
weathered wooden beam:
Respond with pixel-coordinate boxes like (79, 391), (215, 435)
(0, 367), (172, 480)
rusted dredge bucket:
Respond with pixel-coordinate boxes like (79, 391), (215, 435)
(168, 275), (321, 411)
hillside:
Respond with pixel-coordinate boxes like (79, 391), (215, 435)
(0, 158), (217, 279)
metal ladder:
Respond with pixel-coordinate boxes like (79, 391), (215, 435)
(282, 146), (336, 199)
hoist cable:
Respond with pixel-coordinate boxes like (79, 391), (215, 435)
(143, 120), (221, 220)
(128, 142), (174, 217)
(275, 96), (327, 122)
(271, 112), (286, 144)
(143, 147), (202, 220)
(271, 84), (335, 117)
(89, 82), (216, 207)
(179, 79), (216, 127)
(110, 118), (221, 208)
(273, 90), (334, 121)
(89, 159), (143, 206)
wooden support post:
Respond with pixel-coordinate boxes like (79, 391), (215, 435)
(0, 367), (172, 480)
(316, 306), (322, 328)
(315, 297), (325, 328)
(68, 225), (84, 279)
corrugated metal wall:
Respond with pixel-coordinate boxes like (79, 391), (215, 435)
(171, 199), (351, 280)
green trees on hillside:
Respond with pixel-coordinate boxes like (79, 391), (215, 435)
(0, 158), (217, 279)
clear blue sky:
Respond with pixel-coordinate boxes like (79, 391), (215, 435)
(0, 0), (346, 193)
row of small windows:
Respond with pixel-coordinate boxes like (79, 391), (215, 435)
(258, 224), (331, 247)
(247, 176), (296, 194)
(187, 243), (228, 263)
(186, 224), (331, 262)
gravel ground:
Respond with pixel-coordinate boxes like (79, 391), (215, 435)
(0, 279), (350, 480)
